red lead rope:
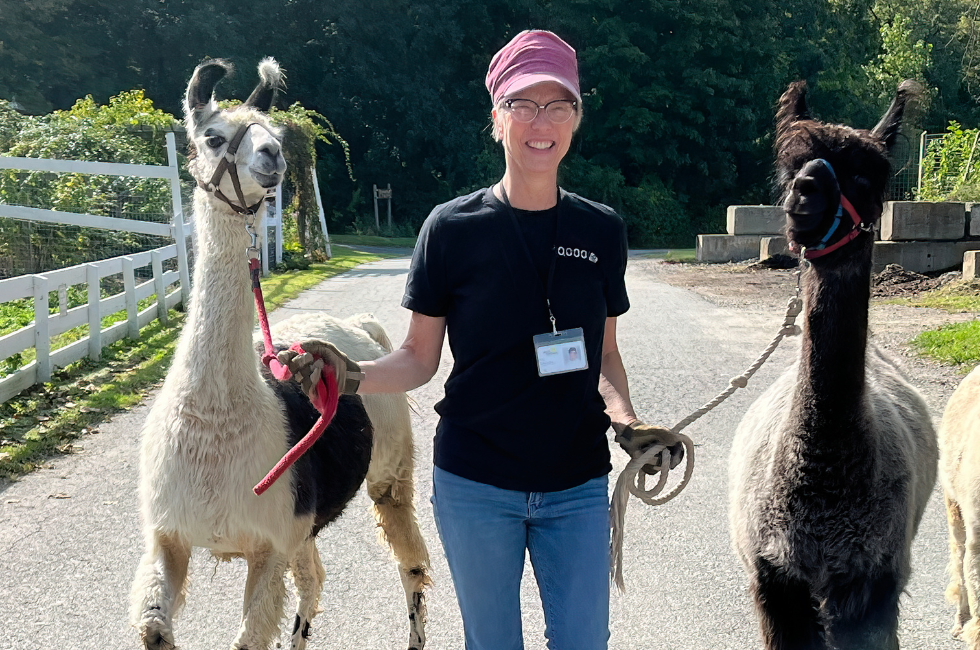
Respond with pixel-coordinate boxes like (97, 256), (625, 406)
(248, 257), (340, 496)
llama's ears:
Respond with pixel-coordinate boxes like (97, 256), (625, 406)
(244, 57), (284, 113)
(185, 59), (232, 126)
(871, 79), (920, 150)
(776, 80), (810, 137)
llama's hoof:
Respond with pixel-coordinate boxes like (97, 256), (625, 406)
(952, 622), (963, 638)
(140, 629), (177, 650)
(290, 614), (312, 650)
(963, 618), (980, 645)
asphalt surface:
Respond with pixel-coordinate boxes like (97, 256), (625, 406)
(0, 253), (960, 649)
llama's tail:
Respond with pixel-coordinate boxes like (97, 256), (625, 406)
(347, 313), (395, 353)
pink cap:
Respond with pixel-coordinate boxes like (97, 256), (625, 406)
(485, 30), (581, 105)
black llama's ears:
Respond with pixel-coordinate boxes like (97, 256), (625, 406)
(776, 80), (810, 138)
(244, 57), (284, 113)
(870, 79), (920, 150)
(184, 59), (233, 125)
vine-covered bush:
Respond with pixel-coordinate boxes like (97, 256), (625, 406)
(1, 91), (344, 275)
(269, 103), (349, 259)
(0, 91), (180, 275)
(918, 121), (980, 201)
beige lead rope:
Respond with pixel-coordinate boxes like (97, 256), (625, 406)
(609, 287), (804, 591)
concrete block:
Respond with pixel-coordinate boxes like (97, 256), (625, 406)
(697, 234), (764, 263)
(964, 250), (980, 280)
(760, 236), (791, 260)
(879, 201), (967, 241)
(727, 205), (784, 235)
(873, 240), (980, 273)
(968, 203), (980, 237)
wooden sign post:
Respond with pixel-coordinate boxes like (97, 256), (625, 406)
(373, 183), (392, 231)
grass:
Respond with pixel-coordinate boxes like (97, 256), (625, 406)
(330, 234), (417, 248)
(893, 279), (980, 369)
(651, 248), (697, 262)
(895, 279), (980, 313)
(0, 246), (389, 481)
(911, 321), (980, 366)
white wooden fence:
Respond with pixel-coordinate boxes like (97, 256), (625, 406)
(0, 132), (300, 404)
(0, 133), (193, 404)
(0, 246), (183, 403)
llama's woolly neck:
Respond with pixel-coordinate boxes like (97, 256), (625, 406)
(168, 191), (267, 409)
(795, 234), (873, 433)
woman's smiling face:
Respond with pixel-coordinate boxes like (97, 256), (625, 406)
(493, 81), (578, 179)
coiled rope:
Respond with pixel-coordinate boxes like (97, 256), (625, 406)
(610, 287), (804, 591)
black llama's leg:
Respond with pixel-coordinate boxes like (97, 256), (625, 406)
(825, 571), (900, 650)
(752, 557), (825, 650)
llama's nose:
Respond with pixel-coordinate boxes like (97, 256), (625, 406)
(256, 144), (287, 176)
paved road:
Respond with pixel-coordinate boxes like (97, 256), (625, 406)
(0, 254), (959, 649)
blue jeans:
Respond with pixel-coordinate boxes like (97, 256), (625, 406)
(431, 466), (610, 650)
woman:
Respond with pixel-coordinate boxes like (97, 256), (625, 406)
(285, 29), (683, 650)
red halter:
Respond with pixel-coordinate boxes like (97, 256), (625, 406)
(802, 194), (865, 260)
(799, 159), (869, 260)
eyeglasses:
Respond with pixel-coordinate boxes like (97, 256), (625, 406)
(503, 98), (578, 124)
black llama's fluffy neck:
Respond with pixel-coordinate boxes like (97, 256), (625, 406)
(793, 233), (874, 441)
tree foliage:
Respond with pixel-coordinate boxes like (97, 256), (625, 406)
(4, 0), (980, 246)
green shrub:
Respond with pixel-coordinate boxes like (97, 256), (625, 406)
(0, 91), (180, 274)
(918, 121), (980, 201)
(560, 154), (693, 248)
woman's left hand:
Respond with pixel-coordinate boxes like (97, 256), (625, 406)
(614, 420), (685, 473)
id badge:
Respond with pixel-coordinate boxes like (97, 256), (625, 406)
(533, 327), (588, 377)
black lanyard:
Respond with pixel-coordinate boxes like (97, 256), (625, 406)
(498, 183), (562, 335)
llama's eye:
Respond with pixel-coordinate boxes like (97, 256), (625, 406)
(206, 135), (226, 149)
(854, 176), (871, 189)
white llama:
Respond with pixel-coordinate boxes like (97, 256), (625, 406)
(129, 58), (430, 650)
(939, 365), (980, 646)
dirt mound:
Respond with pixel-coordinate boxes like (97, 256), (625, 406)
(872, 264), (957, 298)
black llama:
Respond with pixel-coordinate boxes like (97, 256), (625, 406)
(728, 80), (938, 650)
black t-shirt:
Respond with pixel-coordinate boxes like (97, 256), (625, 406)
(402, 187), (630, 492)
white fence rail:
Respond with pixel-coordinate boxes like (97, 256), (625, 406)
(0, 132), (192, 404)
(0, 132), (193, 304)
(0, 245), (182, 403)
(0, 132), (291, 404)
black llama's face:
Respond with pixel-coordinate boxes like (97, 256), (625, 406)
(183, 58), (287, 203)
(774, 81), (915, 255)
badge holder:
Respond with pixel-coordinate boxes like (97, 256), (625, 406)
(534, 327), (588, 377)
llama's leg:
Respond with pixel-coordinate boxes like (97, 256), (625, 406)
(947, 495), (970, 637)
(962, 522), (980, 649)
(231, 544), (288, 650)
(825, 571), (900, 650)
(368, 466), (432, 650)
(287, 539), (325, 650)
(750, 557), (824, 650)
(130, 532), (192, 650)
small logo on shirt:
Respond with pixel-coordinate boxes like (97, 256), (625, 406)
(557, 246), (598, 263)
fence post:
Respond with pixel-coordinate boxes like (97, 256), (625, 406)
(373, 183), (380, 230)
(917, 130), (927, 198)
(123, 257), (139, 340)
(275, 183), (283, 265)
(33, 274), (51, 383)
(311, 168), (332, 259)
(167, 132), (192, 307)
(387, 183), (392, 230)
(151, 250), (168, 325)
(86, 264), (102, 361)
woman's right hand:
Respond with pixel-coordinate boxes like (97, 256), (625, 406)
(277, 340), (364, 396)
